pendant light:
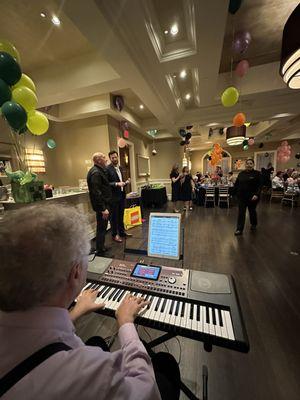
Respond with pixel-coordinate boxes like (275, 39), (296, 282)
(280, 4), (300, 89)
(226, 125), (246, 146)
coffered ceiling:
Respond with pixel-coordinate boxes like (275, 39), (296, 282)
(1, 0), (299, 147)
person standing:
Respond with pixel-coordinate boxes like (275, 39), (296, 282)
(107, 150), (131, 243)
(170, 164), (181, 212)
(87, 152), (112, 256)
(179, 166), (195, 211)
(234, 158), (262, 235)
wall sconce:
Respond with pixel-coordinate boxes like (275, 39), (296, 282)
(25, 149), (45, 173)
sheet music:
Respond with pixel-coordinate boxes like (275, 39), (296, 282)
(148, 216), (179, 258)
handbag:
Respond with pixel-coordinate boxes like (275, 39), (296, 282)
(123, 205), (142, 230)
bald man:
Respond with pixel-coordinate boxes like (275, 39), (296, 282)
(87, 153), (112, 255)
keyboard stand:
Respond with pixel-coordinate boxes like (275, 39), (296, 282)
(143, 331), (208, 400)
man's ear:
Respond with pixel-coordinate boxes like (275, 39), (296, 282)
(68, 263), (82, 285)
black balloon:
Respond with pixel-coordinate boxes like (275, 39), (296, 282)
(259, 143), (264, 148)
(265, 152), (269, 157)
(185, 132), (192, 140)
(219, 128), (224, 135)
(208, 128), (213, 137)
(297, 162), (300, 168)
(295, 152), (300, 159)
(229, 0), (243, 14)
(0, 52), (22, 85)
(0, 78), (11, 106)
(180, 140), (186, 146)
(179, 129), (186, 137)
(208, 156), (212, 161)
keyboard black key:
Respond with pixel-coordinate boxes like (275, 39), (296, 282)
(98, 286), (107, 297)
(175, 301), (180, 316)
(218, 309), (223, 326)
(196, 305), (201, 321)
(161, 298), (167, 312)
(190, 303), (194, 319)
(206, 306), (210, 323)
(169, 300), (175, 315)
(147, 296), (153, 309)
(108, 288), (118, 300)
(212, 308), (217, 325)
(102, 287), (111, 298)
(112, 289), (121, 301)
(181, 303), (186, 318)
(117, 290), (125, 302)
(155, 297), (162, 311)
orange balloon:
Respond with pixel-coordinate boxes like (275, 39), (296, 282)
(233, 112), (246, 127)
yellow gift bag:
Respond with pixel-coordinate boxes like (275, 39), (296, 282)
(123, 205), (142, 230)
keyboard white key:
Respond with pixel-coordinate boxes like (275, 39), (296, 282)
(223, 310), (235, 340)
(214, 309), (222, 337)
(185, 303), (191, 329)
(192, 304), (198, 332)
(220, 310), (229, 339)
(209, 308), (215, 336)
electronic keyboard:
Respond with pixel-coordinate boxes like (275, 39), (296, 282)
(84, 258), (249, 353)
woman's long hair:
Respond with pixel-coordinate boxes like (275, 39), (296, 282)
(170, 164), (179, 175)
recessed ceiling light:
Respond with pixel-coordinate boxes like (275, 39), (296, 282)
(173, 74), (177, 78)
(170, 24), (179, 36)
(205, 141), (213, 144)
(40, 12), (46, 18)
(271, 113), (294, 118)
(164, 30), (169, 34)
(185, 93), (191, 100)
(180, 69), (187, 79)
(206, 122), (219, 127)
(51, 15), (61, 26)
(139, 104), (144, 109)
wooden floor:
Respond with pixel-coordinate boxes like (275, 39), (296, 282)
(76, 200), (300, 400)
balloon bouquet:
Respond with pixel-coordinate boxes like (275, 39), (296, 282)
(0, 40), (50, 201)
(277, 141), (292, 164)
(209, 143), (223, 167)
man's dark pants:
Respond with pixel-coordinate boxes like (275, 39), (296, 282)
(237, 198), (258, 231)
(110, 198), (125, 237)
(96, 212), (108, 252)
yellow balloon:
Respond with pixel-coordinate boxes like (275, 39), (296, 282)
(13, 73), (36, 92)
(26, 110), (49, 135)
(12, 86), (38, 112)
(0, 40), (20, 63)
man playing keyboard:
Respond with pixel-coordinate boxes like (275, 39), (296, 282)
(0, 204), (180, 400)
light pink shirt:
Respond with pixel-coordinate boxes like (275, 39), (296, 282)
(0, 307), (161, 400)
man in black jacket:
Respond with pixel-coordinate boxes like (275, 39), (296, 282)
(234, 158), (262, 235)
(87, 152), (112, 255)
(107, 150), (131, 243)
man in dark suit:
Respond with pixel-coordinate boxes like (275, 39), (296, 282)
(87, 152), (112, 255)
(233, 158), (262, 235)
(107, 150), (131, 243)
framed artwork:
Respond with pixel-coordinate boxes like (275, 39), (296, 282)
(233, 158), (247, 171)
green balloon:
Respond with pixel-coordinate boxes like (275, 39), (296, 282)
(0, 51), (22, 85)
(18, 126), (28, 135)
(1, 101), (27, 131)
(0, 78), (11, 106)
(221, 86), (239, 107)
(47, 138), (56, 149)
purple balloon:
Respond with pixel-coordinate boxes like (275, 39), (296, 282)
(232, 31), (251, 54)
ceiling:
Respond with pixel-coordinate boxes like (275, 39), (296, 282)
(219, 0), (300, 73)
(0, 0), (95, 72)
(1, 0), (300, 147)
(111, 89), (155, 119)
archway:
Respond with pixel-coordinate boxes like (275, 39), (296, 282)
(201, 149), (232, 174)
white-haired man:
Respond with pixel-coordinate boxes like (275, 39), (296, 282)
(0, 204), (180, 399)
(87, 152), (112, 256)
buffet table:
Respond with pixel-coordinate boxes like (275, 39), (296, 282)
(1, 191), (97, 239)
(141, 186), (168, 208)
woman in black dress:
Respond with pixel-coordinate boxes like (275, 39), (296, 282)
(179, 166), (195, 211)
(170, 164), (181, 212)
